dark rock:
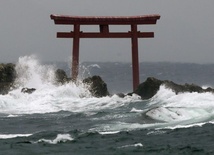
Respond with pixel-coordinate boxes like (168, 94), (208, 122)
(0, 63), (16, 83)
(21, 88), (36, 94)
(206, 87), (213, 92)
(133, 77), (214, 100)
(116, 93), (125, 98)
(55, 69), (68, 84)
(164, 81), (205, 94)
(133, 77), (163, 100)
(0, 83), (12, 95)
(83, 76), (109, 97)
(0, 63), (16, 95)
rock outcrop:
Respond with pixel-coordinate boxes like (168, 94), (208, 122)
(55, 69), (69, 84)
(21, 88), (36, 94)
(0, 63), (16, 95)
(0, 63), (110, 98)
(133, 77), (214, 100)
(132, 77), (162, 100)
(1, 62), (212, 100)
(54, 70), (110, 98)
(83, 76), (109, 97)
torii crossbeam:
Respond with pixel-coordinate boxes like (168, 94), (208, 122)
(50, 14), (160, 91)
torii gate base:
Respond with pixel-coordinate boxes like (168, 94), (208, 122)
(51, 14), (160, 91)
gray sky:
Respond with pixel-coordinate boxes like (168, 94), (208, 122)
(1, 0), (214, 63)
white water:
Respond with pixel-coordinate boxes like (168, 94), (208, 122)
(93, 87), (214, 131)
(147, 85), (214, 123)
(35, 134), (73, 144)
(118, 143), (143, 148)
(1, 56), (214, 130)
(0, 56), (140, 114)
(0, 134), (32, 139)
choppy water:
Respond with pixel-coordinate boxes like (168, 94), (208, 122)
(0, 55), (214, 154)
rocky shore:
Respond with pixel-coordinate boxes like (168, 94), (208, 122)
(0, 63), (109, 97)
(132, 77), (214, 99)
(0, 63), (16, 94)
(1, 63), (214, 99)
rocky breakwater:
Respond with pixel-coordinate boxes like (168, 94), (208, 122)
(55, 69), (109, 97)
(0, 63), (16, 95)
(0, 63), (109, 97)
(83, 76), (109, 97)
(1, 63), (213, 99)
(132, 77), (214, 100)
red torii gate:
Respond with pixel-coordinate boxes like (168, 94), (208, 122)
(50, 14), (160, 90)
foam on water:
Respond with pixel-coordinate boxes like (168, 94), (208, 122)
(118, 143), (143, 148)
(1, 55), (214, 131)
(0, 56), (140, 114)
(35, 134), (73, 144)
(0, 134), (32, 139)
(0, 87), (139, 114)
(14, 55), (56, 88)
(146, 85), (214, 123)
(125, 85), (214, 130)
(93, 85), (214, 131)
(98, 131), (120, 135)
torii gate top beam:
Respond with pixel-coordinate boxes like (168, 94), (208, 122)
(50, 14), (160, 91)
(50, 14), (160, 25)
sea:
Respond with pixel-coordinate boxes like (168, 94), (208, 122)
(0, 55), (214, 155)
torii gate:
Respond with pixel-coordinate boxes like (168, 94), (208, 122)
(50, 14), (160, 90)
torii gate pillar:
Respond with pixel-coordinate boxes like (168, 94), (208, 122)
(131, 24), (140, 90)
(72, 24), (80, 81)
(51, 14), (160, 91)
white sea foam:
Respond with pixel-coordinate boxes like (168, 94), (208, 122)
(147, 130), (166, 135)
(130, 108), (144, 113)
(0, 88), (139, 114)
(88, 64), (101, 69)
(14, 55), (56, 88)
(80, 63), (101, 78)
(98, 131), (120, 135)
(0, 134), (32, 139)
(95, 84), (214, 130)
(95, 122), (166, 132)
(36, 134), (73, 144)
(1, 56), (214, 131)
(7, 114), (19, 117)
(118, 143), (143, 148)
(162, 122), (206, 130)
(0, 56), (139, 115)
(141, 85), (214, 129)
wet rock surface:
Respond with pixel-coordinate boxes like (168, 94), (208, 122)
(1, 63), (214, 99)
(133, 77), (214, 100)
(83, 76), (109, 97)
(55, 69), (69, 84)
(21, 88), (36, 94)
(0, 63), (16, 95)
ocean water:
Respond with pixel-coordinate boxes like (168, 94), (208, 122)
(0, 55), (214, 154)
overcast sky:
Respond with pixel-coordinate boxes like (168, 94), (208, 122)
(1, 0), (214, 63)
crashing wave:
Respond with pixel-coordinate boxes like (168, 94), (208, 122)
(35, 134), (73, 144)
